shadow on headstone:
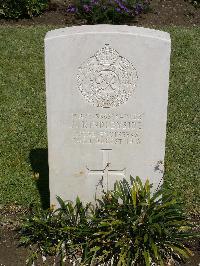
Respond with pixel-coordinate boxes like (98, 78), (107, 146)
(29, 149), (50, 209)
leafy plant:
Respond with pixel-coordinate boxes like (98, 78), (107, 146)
(66, 0), (151, 24)
(20, 177), (195, 265)
(83, 177), (194, 265)
(0, 0), (48, 19)
(20, 198), (93, 265)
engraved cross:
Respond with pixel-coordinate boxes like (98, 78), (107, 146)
(86, 149), (126, 189)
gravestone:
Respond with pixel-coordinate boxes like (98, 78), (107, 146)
(45, 25), (171, 205)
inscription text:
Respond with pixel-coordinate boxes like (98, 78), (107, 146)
(71, 113), (143, 145)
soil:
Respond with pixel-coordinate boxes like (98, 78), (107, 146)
(0, 0), (199, 265)
(0, 0), (199, 27)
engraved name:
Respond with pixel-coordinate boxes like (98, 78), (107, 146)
(71, 113), (143, 145)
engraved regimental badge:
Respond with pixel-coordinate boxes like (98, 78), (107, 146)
(77, 44), (138, 108)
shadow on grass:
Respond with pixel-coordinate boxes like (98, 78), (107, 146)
(29, 149), (50, 209)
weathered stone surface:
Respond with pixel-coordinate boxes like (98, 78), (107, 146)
(45, 25), (171, 205)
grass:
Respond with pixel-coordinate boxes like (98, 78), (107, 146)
(164, 27), (200, 215)
(0, 26), (199, 214)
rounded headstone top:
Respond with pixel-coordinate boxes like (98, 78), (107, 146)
(45, 25), (171, 43)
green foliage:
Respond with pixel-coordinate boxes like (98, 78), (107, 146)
(20, 177), (195, 265)
(83, 177), (193, 265)
(20, 197), (92, 264)
(0, 0), (48, 19)
(66, 0), (151, 24)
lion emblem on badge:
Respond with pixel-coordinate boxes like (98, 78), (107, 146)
(77, 44), (138, 108)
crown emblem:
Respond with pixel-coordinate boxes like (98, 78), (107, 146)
(77, 44), (137, 108)
(95, 44), (119, 66)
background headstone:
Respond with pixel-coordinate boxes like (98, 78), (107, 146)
(45, 25), (171, 205)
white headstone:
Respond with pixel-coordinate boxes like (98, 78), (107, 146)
(45, 25), (171, 205)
